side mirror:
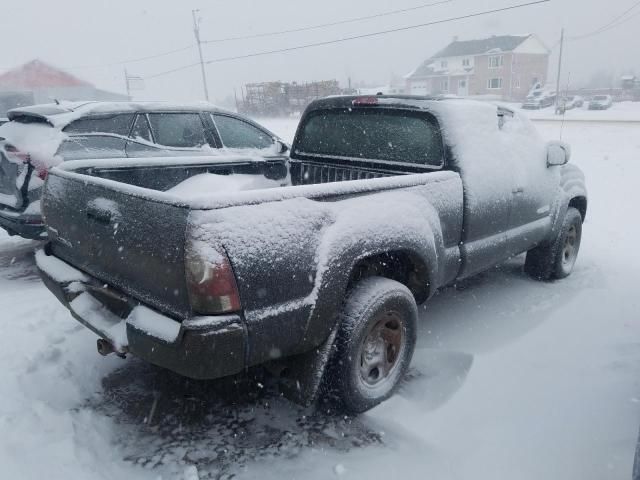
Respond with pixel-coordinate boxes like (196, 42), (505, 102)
(275, 139), (289, 154)
(546, 140), (570, 166)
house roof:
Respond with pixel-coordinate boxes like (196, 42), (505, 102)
(407, 34), (532, 79)
(432, 34), (531, 58)
(0, 59), (92, 89)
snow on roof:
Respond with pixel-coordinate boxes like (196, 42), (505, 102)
(0, 59), (91, 89)
(8, 100), (234, 128)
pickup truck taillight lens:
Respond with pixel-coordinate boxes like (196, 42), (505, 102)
(186, 246), (241, 314)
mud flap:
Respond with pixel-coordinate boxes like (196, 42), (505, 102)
(276, 327), (338, 407)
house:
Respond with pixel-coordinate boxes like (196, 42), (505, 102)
(405, 34), (550, 101)
(0, 59), (128, 114)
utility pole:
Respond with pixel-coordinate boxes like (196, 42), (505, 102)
(192, 9), (210, 101)
(124, 68), (131, 99)
(554, 28), (564, 109)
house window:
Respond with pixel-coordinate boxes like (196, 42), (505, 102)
(514, 77), (521, 89)
(440, 60), (448, 68)
(441, 78), (449, 92)
(488, 55), (504, 68)
(459, 79), (467, 88)
(462, 58), (470, 67)
(487, 78), (503, 89)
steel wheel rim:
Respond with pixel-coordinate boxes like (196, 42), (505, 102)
(358, 311), (404, 387)
(562, 225), (579, 268)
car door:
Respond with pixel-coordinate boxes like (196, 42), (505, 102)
(503, 114), (559, 256)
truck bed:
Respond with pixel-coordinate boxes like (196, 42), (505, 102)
(42, 153), (452, 321)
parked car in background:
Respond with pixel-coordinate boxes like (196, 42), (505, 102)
(37, 96), (587, 414)
(588, 95), (613, 110)
(522, 90), (556, 109)
(555, 95), (583, 114)
(0, 101), (287, 239)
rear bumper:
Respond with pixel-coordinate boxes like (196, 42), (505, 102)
(36, 249), (246, 380)
(0, 210), (45, 239)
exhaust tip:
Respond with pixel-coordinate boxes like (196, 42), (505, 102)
(97, 338), (115, 356)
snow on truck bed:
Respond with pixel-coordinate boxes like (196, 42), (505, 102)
(166, 173), (285, 198)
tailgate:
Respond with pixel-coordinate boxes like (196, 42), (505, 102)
(42, 171), (192, 319)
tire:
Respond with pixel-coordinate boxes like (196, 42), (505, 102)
(325, 276), (418, 414)
(525, 207), (583, 280)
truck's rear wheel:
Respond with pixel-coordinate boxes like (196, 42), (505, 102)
(525, 206), (583, 280)
(326, 277), (417, 414)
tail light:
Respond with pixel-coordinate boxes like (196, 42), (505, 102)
(352, 96), (379, 106)
(36, 168), (49, 180)
(4, 144), (30, 163)
(186, 245), (241, 314)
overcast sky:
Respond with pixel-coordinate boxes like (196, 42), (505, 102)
(3, 0), (636, 103)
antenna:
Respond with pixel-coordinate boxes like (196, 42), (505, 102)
(559, 71), (571, 142)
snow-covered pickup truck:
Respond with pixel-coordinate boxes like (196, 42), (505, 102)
(36, 96), (587, 413)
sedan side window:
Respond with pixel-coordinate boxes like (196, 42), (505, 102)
(212, 114), (274, 149)
(63, 114), (135, 136)
(147, 113), (207, 148)
(56, 136), (127, 160)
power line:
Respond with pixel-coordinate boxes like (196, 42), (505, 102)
(567, 0), (640, 40)
(201, 0), (454, 44)
(67, 44), (195, 70)
(145, 0), (551, 80)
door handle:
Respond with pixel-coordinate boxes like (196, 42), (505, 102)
(86, 207), (112, 225)
(512, 187), (524, 194)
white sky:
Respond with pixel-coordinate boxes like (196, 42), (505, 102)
(2, 0), (636, 103)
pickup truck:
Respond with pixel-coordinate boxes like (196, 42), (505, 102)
(36, 96), (587, 414)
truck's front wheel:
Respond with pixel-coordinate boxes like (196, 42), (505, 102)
(525, 206), (583, 280)
(326, 277), (417, 414)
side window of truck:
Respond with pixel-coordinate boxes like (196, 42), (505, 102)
(211, 114), (274, 149)
(147, 113), (208, 148)
(296, 110), (444, 167)
(63, 113), (135, 136)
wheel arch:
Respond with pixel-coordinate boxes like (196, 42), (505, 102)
(568, 195), (587, 222)
(347, 249), (432, 304)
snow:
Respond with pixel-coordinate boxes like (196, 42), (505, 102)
(69, 293), (128, 351)
(167, 173), (285, 199)
(0, 120), (65, 171)
(127, 305), (181, 343)
(0, 114), (639, 479)
(34, 248), (88, 283)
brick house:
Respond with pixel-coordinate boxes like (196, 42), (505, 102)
(405, 34), (549, 101)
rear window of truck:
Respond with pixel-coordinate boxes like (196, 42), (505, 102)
(295, 109), (444, 167)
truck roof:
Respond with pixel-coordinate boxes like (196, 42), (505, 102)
(304, 94), (457, 113)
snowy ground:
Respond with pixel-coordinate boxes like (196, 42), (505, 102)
(1, 115), (639, 479)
